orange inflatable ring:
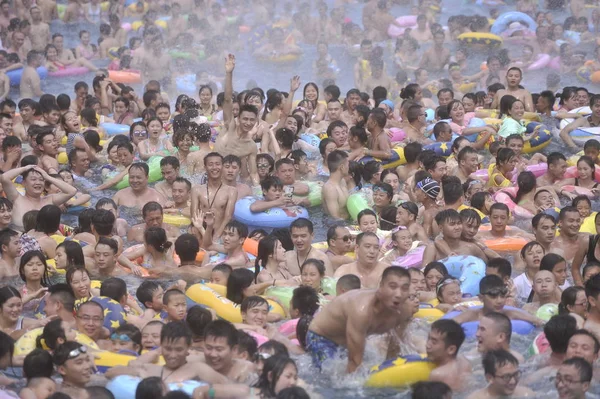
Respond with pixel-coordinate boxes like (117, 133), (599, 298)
(108, 70), (142, 84)
(242, 238), (259, 256)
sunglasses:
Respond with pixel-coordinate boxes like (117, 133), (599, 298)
(67, 345), (87, 360)
(133, 130), (147, 136)
(338, 235), (355, 242)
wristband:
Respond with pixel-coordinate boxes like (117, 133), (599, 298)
(208, 386), (215, 399)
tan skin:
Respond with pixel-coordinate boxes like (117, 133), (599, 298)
(491, 69), (534, 112)
(309, 273), (411, 373)
(334, 235), (389, 289)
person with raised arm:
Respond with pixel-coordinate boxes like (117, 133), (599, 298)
(1, 165), (76, 232)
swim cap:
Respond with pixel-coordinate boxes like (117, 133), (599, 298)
(416, 177), (440, 200)
(380, 99), (394, 110)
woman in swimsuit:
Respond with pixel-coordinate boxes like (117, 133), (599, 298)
(19, 250), (52, 313)
(575, 156), (600, 191)
(140, 227), (176, 270)
(254, 235), (293, 284)
(0, 286), (51, 340)
(45, 44), (98, 73)
(171, 128), (194, 176)
(113, 96), (134, 126)
(488, 147), (519, 190)
(198, 85), (217, 118)
(137, 117), (174, 161)
(66, 267), (99, 301)
(75, 30), (97, 60)
(85, 0), (102, 24)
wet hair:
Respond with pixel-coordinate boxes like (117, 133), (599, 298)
(430, 319), (465, 356)
(56, 240), (85, 269)
(562, 357), (593, 383)
(327, 150), (348, 173)
(162, 289), (185, 306)
(53, 341), (85, 367)
(532, 212), (556, 229)
(112, 323), (142, 353)
(227, 268), (254, 304)
(483, 312), (512, 343)
(572, 195), (592, 210)
(100, 277), (127, 302)
(540, 253), (566, 273)
(185, 305), (212, 340)
(160, 320), (192, 346)
(361, 160), (381, 182)
(91, 209), (116, 236)
(257, 153), (275, 174)
(482, 349), (518, 376)
(479, 274), (505, 294)
(19, 250), (50, 287)
(174, 234), (199, 263)
(490, 202), (510, 216)
(318, 137), (335, 156)
(559, 287), (586, 316)
(400, 83), (420, 100)
(135, 377), (164, 399)
(559, 205), (580, 221)
(290, 218), (313, 234)
(544, 315), (577, 354)
(411, 381), (452, 399)
(142, 201), (163, 218)
(300, 258), (325, 278)
(23, 348), (53, 379)
(240, 295), (268, 314)
(357, 209), (377, 225)
(441, 178), (463, 205)
(204, 320), (238, 348)
(35, 204), (61, 234)
(136, 281), (161, 308)
(487, 258), (512, 279)
(514, 171), (536, 204)
(253, 355), (297, 398)
(577, 155), (596, 181)
(254, 235), (281, 279)
(290, 286), (319, 317)
(224, 220), (248, 240)
(435, 208), (461, 226)
(520, 240), (544, 260)
(36, 318), (67, 350)
(0, 229), (18, 254)
(424, 262), (448, 279)
(569, 329), (600, 354)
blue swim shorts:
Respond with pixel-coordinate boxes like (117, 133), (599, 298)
(305, 330), (345, 370)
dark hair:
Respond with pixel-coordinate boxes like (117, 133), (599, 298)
(185, 305), (212, 340)
(19, 250), (50, 287)
(253, 355), (297, 398)
(100, 277), (127, 302)
(290, 286), (319, 316)
(135, 377), (164, 399)
(91, 209), (116, 236)
(577, 155), (596, 182)
(53, 341), (85, 366)
(487, 258), (512, 279)
(430, 319), (465, 356)
(559, 286), (586, 315)
(226, 268), (254, 304)
(23, 348), (53, 379)
(544, 315), (577, 354)
(411, 381), (452, 399)
(160, 320), (192, 346)
(35, 204), (61, 234)
(56, 240), (85, 269)
(144, 227), (172, 253)
(174, 234), (199, 263)
(136, 281), (161, 308)
(562, 357), (593, 383)
(482, 349), (519, 376)
(204, 319), (238, 348)
(290, 218), (313, 234)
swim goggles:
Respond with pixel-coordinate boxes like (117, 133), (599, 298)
(436, 277), (460, 296)
(111, 333), (132, 342)
(481, 287), (508, 298)
(67, 345), (87, 360)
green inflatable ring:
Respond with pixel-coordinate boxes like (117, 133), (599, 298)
(115, 156), (163, 190)
(306, 181), (322, 207)
(347, 192), (370, 222)
(265, 277), (337, 311)
(170, 51), (193, 60)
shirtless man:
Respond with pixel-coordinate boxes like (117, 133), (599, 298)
(322, 150), (349, 220)
(537, 152), (570, 187)
(401, 105), (429, 144)
(583, 276), (600, 342)
(94, 237), (126, 277)
(20, 51), (43, 99)
(334, 232), (388, 289)
(551, 207), (585, 281)
(427, 319), (472, 392)
(54, 342), (94, 399)
(411, 15), (434, 43)
(164, 177), (191, 218)
(307, 266), (411, 372)
(364, 108), (392, 160)
(419, 30), (451, 72)
(112, 162), (166, 209)
(491, 67), (534, 112)
(1, 165), (76, 232)
(186, 123), (214, 175)
(467, 350), (533, 399)
(202, 320), (255, 382)
(285, 218), (333, 276)
(324, 224), (354, 271)
(29, 7), (50, 52)
(98, 23), (120, 59)
(474, 312), (525, 363)
(68, 148), (90, 178)
(353, 40), (372, 90)
(476, 203), (535, 242)
(423, 209), (488, 264)
(531, 25), (559, 56)
(454, 146), (479, 184)
(190, 152), (236, 238)
(36, 128), (59, 174)
(74, 300), (110, 348)
(8, 31), (28, 62)
(274, 158), (311, 206)
(52, 34), (76, 66)
(311, 99), (344, 133)
(106, 321), (228, 384)
(361, 59), (394, 94)
(341, 89), (361, 128)
(127, 202), (179, 243)
(0, 1), (14, 31)
(13, 99), (36, 141)
(36, 0), (57, 23)
(139, 35), (171, 88)
(214, 54), (259, 185)
(154, 156), (180, 202)
(0, 229), (20, 278)
(561, 94), (600, 149)
(222, 155), (252, 200)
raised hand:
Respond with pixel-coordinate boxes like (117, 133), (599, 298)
(225, 54), (236, 73)
(290, 75), (301, 92)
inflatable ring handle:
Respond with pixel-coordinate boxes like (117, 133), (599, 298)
(418, 303), (434, 308)
(117, 349), (140, 356)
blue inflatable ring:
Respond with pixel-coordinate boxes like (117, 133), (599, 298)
(442, 306), (535, 337)
(107, 375), (206, 399)
(233, 196), (309, 228)
(100, 123), (130, 137)
(8, 67), (48, 86)
(441, 255), (486, 296)
(491, 11), (537, 35)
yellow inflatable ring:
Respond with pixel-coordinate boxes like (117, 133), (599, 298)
(366, 354), (435, 388)
(15, 327), (98, 356)
(186, 283), (286, 323)
(163, 214), (191, 227)
(457, 32), (503, 47)
(580, 212), (598, 234)
(58, 152), (68, 165)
